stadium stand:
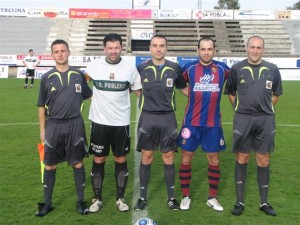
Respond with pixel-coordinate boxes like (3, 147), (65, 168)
(239, 20), (292, 56)
(46, 18), (89, 54)
(281, 20), (300, 55)
(0, 17), (54, 55)
(84, 19), (128, 55)
(0, 17), (299, 57)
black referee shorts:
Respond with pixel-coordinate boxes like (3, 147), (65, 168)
(136, 111), (178, 152)
(44, 116), (89, 166)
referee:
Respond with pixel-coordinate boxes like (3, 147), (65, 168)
(134, 35), (187, 211)
(35, 39), (92, 217)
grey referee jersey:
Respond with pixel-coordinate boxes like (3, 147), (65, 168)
(137, 59), (186, 112)
(224, 59), (283, 115)
(37, 67), (92, 120)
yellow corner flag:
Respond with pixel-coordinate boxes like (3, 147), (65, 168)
(37, 143), (45, 184)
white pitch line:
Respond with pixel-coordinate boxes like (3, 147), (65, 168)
(132, 100), (147, 224)
(0, 121), (300, 127)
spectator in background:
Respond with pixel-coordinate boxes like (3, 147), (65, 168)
(224, 35), (283, 216)
(178, 37), (229, 212)
(23, 49), (40, 88)
(35, 39), (92, 217)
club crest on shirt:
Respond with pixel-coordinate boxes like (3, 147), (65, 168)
(109, 73), (115, 80)
(266, 80), (272, 89)
(166, 78), (173, 87)
(75, 84), (82, 92)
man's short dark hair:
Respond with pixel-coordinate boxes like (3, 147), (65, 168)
(51, 39), (69, 52)
(197, 37), (216, 49)
(150, 35), (167, 45)
(103, 33), (123, 47)
(29, 49), (33, 52)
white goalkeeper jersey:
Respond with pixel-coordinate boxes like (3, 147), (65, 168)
(86, 57), (142, 126)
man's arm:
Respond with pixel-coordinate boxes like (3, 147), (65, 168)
(272, 95), (279, 106)
(228, 94), (236, 106)
(133, 89), (141, 98)
(38, 107), (46, 143)
(179, 87), (188, 97)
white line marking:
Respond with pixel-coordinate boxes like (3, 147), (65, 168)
(132, 100), (147, 224)
(0, 121), (299, 127)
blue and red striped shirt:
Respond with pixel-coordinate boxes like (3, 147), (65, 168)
(182, 60), (229, 127)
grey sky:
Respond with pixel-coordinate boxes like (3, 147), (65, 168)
(0, 0), (297, 10)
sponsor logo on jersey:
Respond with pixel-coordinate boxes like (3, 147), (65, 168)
(193, 73), (220, 92)
(93, 80), (129, 92)
(91, 143), (104, 154)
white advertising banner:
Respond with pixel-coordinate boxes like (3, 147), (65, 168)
(68, 56), (101, 67)
(131, 29), (153, 40)
(0, 7), (27, 17)
(27, 8), (69, 18)
(17, 67), (53, 79)
(133, 0), (160, 9)
(264, 58), (300, 69)
(0, 55), (18, 66)
(152, 9), (192, 19)
(0, 66), (9, 78)
(4, 55), (298, 81)
(192, 10), (234, 20)
(234, 10), (276, 20)
(280, 69), (300, 81)
(218, 57), (300, 69)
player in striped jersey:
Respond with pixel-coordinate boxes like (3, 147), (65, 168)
(178, 37), (229, 211)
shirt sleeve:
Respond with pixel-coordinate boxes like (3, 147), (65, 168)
(224, 66), (237, 95)
(175, 64), (187, 89)
(272, 66), (283, 96)
(37, 76), (47, 107)
(130, 67), (142, 91)
(81, 73), (93, 100)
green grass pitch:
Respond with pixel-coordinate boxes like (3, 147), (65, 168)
(0, 78), (299, 225)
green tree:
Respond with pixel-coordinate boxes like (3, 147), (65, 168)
(214, 0), (240, 9)
(286, 1), (300, 9)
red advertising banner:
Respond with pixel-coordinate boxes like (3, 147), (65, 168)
(69, 8), (110, 18)
(69, 8), (151, 19)
(17, 55), (53, 60)
(110, 9), (152, 19)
